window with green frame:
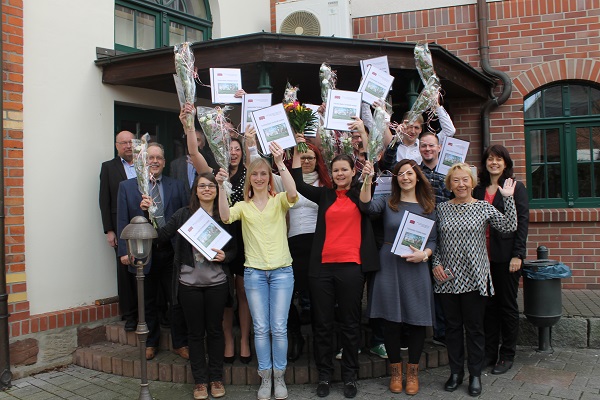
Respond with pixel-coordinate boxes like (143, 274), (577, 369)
(115, 0), (211, 53)
(524, 82), (600, 208)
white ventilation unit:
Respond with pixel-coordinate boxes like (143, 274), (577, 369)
(276, 0), (352, 38)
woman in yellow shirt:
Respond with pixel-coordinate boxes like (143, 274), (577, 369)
(217, 142), (298, 400)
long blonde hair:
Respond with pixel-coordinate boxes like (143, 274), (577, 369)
(243, 158), (277, 201)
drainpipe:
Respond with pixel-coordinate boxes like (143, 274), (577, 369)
(477, 0), (512, 149)
(0, 27), (12, 390)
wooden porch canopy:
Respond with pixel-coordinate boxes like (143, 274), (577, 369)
(95, 32), (494, 108)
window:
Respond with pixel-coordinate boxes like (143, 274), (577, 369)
(524, 82), (600, 208)
(115, 0), (211, 53)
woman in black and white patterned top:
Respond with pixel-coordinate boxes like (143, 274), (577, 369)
(432, 163), (517, 397)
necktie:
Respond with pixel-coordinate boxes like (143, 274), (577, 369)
(150, 179), (166, 227)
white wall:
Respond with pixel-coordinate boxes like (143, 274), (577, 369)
(23, 0), (180, 315)
(351, 0), (501, 18)
(209, 0), (270, 38)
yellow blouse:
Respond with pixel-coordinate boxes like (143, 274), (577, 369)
(225, 192), (298, 270)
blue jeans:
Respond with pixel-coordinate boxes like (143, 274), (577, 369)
(244, 266), (294, 371)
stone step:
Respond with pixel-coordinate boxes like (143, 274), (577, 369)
(74, 340), (448, 385)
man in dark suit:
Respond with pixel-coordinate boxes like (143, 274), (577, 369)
(117, 142), (189, 360)
(99, 130), (138, 331)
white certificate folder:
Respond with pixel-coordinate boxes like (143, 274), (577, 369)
(177, 207), (232, 261)
(357, 65), (394, 105)
(210, 68), (242, 104)
(435, 137), (470, 176)
(323, 89), (363, 131)
(251, 103), (297, 154)
(241, 93), (272, 133)
(391, 212), (435, 256)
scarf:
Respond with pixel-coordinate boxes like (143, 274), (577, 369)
(303, 171), (320, 186)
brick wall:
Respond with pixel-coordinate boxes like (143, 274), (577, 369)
(3, 0), (27, 323)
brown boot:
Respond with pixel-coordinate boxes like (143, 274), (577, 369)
(405, 363), (419, 395)
(389, 362), (403, 393)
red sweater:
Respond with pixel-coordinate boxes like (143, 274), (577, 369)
(321, 190), (362, 264)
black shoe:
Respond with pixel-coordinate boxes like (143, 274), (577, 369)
(432, 336), (446, 347)
(316, 381), (330, 397)
(287, 333), (305, 362)
(223, 355), (235, 364)
(124, 319), (136, 332)
(239, 352), (253, 364)
(491, 360), (513, 375)
(468, 376), (482, 396)
(444, 372), (464, 392)
(343, 381), (358, 398)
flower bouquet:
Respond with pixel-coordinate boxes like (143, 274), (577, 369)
(283, 83), (317, 153)
(174, 42), (196, 129)
(414, 43), (435, 85)
(362, 105), (390, 190)
(319, 126), (336, 168)
(132, 133), (159, 227)
(196, 106), (234, 202)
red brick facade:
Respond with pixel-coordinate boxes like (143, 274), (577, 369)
(270, 0), (600, 288)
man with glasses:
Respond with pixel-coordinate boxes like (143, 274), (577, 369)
(117, 142), (189, 360)
(99, 131), (138, 332)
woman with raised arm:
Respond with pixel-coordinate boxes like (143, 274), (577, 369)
(141, 173), (235, 400)
(216, 142), (297, 400)
(473, 145), (529, 375)
(179, 103), (253, 366)
(432, 163), (517, 397)
(291, 139), (379, 399)
(359, 159), (436, 395)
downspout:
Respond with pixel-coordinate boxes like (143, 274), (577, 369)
(477, 0), (512, 149)
(0, 27), (12, 390)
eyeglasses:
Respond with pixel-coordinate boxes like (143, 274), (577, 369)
(148, 156), (165, 161)
(116, 141), (132, 146)
(419, 143), (438, 149)
(198, 183), (217, 189)
(300, 156), (316, 162)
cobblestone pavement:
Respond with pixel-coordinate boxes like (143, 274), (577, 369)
(1, 346), (599, 399)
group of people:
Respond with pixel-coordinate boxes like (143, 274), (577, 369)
(99, 96), (529, 400)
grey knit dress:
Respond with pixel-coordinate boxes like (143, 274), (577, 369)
(363, 197), (437, 326)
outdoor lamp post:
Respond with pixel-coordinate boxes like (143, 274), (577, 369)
(120, 216), (157, 400)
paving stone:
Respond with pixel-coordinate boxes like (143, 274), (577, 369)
(223, 364), (232, 384)
(246, 367), (260, 385)
(122, 359), (134, 378)
(293, 357), (310, 384)
(589, 318), (600, 348)
(231, 364), (246, 385)
(548, 387), (585, 400)
(514, 365), (576, 387)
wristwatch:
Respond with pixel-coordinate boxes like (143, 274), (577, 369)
(422, 253), (429, 262)
(279, 166), (287, 171)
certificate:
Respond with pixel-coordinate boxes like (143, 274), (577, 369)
(436, 137), (470, 176)
(210, 68), (242, 104)
(241, 93), (272, 133)
(391, 212), (435, 256)
(251, 103), (297, 154)
(177, 207), (232, 261)
(357, 65), (394, 105)
(303, 103), (321, 137)
(360, 55), (390, 76)
(323, 89), (363, 132)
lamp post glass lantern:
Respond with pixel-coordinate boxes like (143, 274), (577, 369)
(120, 216), (157, 400)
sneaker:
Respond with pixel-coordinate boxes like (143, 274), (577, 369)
(336, 348), (361, 360)
(369, 344), (388, 359)
(193, 383), (208, 400)
(209, 381), (225, 398)
(432, 336), (446, 347)
(343, 381), (358, 398)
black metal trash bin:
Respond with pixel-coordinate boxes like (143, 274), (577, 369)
(522, 246), (572, 353)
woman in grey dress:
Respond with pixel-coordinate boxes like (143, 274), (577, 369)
(360, 159), (436, 395)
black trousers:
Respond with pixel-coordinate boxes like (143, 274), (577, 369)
(384, 321), (426, 364)
(440, 291), (487, 377)
(142, 247), (187, 348)
(310, 263), (364, 383)
(115, 251), (137, 321)
(485, 261), (521, 362)
(178, 282), (229, 384)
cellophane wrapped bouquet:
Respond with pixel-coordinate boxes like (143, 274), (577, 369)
(174, 42), (196, 129)
(132, 133), (159, 227)
(196, 106), (233, 202)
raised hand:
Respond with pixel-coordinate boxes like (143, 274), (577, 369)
(498, 178), (517, 197)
